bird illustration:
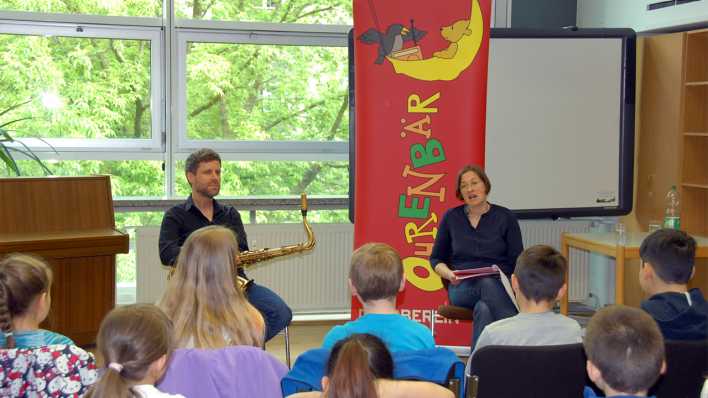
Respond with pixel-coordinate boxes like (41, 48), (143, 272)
(358, 23), (427, 64)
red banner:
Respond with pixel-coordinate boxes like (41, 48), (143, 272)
(353, 0), (491, 347)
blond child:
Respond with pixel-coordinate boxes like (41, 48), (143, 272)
(159, 225), (265, 348)
(321, 243), (434, 352)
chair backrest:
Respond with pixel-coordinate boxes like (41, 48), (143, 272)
(281, 348), (329, 395)
(650, 339), (708, 398)
(0, 344), (98, 397)
(281, 347), (465, 397)
(466, 343), (588, 398)
(157, 346), (288, 398)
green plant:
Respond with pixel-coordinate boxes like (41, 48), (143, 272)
(0, 99), (53, 176)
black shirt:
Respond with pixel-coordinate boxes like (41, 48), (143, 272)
(429, 204), (523, 277)
(158, 195), (249, 275)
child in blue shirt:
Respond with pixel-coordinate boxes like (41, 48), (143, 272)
(322, 243), (435, 352)
(0, 253), (73, 348)
(638, 228), (708, 341)
(583, 305), (665, 398)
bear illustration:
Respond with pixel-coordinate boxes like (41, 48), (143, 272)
(433, 20), (473, 59)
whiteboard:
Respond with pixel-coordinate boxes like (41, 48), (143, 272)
(484, 29), (635, 218)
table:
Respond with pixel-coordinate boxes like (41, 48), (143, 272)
(560, 232), (708, 315)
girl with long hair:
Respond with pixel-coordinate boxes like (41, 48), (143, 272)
(293, 334), (453, 398)
(158, 225), (264, 348)
(86, 304), (182, 398)
(0, 253), (72, 348)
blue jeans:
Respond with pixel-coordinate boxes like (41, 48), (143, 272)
(246, 282), (293, 342)
(447, 276), (517, 349)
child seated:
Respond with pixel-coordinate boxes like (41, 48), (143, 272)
(293, 333), (453, 398)
(322, 243), (435, 352)
(583, 305), (665, 398)
(0, 253), (73, 348)
(471, 245), (581, 356)
(638, 228), (708, 340)
(158, 225), (265, 348)
(86, 304), (184, 398)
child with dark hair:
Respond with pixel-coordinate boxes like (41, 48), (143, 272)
(470, 245), (581, 357)
(322, 243), (434, 352)
(86, 304), (184, 398)
(583, 305), (665, 398)
(639, 228), (707, 340)
(0, 253), (72, 348)
(294, 334), (453, 398)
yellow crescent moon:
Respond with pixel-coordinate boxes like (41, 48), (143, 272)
(387, 0), (483, 81)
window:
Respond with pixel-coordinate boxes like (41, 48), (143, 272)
(0, 22), (163, 152)
(175, 28), (349, 156)
(184, 42), (348, 142)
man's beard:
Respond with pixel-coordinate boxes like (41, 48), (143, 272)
(196, 185), (219, 198)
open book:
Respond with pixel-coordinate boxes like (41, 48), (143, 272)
(452, 265), (519, 310)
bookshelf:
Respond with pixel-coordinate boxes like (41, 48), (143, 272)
(637, 29), (708, 237)
(681, 29), (708, 236)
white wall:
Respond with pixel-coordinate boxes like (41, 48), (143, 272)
(577, 0), (708, 32)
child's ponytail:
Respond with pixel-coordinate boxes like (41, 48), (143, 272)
(85, 304), (174, 398)
(86, 364), (133, 398)
(324, 334), (394, 398)
(0, 280), (16, 348)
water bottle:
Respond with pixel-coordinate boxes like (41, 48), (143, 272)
(663, 186), (681, 230)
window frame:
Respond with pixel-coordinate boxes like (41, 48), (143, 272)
(0, 19), (165, 153)
(174, 23), (349, 157)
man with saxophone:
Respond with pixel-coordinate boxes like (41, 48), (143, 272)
(158, 148), (292, 342)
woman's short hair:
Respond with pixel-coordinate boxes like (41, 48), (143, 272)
(455, 164), (491, 200)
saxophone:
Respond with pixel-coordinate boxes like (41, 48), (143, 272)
(235, 192), (316, 291)
(166, 193), (316, 292)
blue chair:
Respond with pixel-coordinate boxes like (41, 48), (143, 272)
(281, 347), (465, 397)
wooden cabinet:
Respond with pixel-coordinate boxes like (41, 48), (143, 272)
(681, 30), (708, 236)
(637, 29), (708, 237)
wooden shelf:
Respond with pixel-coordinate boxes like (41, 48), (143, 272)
(686, 31), (708, 82)
(688, 28), (708, 35)
(683, 30), (708, 236)
(638, 30), (708, 236)
(682, 183), (708, 190)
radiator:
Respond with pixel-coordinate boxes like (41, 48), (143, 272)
(136, 224), (354, 313)
(519, 220), (592, 301)
(136, 220), (591, 313)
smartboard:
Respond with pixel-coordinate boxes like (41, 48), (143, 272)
(484, 29), (635, 218)
(348, 28), (636, 220)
